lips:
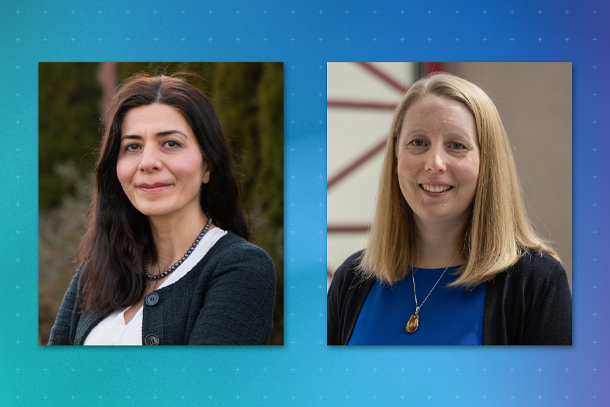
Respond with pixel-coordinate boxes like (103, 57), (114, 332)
(420, 183), (453, 193)
(138, 183), (171, 193)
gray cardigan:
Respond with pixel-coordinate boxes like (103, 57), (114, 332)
(48, 232), (276, 345)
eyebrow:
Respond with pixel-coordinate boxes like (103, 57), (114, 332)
(121, 130), (189, 141)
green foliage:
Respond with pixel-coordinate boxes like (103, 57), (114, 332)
(38, 173), (91, 344)
(39, 63), (101, 210)
(213, 63), (284, 343)
(38, 63), (284, 345)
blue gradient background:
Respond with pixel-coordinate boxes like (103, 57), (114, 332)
(1, 0), (607, 405)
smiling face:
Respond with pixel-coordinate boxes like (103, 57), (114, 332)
(396, 95), (480, 232)
(116, 103), (211, 222)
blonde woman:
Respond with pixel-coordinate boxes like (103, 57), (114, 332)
(327, 73), (571, 345)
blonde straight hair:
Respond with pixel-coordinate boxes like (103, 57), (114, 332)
(358, 72), (558, 288)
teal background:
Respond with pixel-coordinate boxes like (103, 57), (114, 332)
(1, 0), (608, 405)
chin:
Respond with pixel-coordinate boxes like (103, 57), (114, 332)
(133, 205), (171, 217)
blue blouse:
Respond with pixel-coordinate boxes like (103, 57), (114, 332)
(348, 266), (486, 345)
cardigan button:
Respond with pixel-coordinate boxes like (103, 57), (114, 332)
(144, 334), (160, 346)
(145, 292), (159, 306)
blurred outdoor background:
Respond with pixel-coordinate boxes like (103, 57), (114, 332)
(38, 62), (284, 345)
(327, 62), (572, 291)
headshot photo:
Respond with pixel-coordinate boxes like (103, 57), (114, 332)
(39, 62), (284, 345)
(327, 62), (572, 345)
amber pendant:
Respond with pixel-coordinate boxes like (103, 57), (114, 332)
(406, 313), (419, 333)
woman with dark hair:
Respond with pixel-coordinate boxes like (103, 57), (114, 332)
(49, 74), (276, 345)
(327, 73), (571, 345)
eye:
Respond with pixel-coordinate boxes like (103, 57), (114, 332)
(163, 139), (182, 148)
(123, 143), (140, 152)
(410, 139), (426, 147)
(449, 142), (465, 150)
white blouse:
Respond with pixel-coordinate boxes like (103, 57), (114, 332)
(84, 227), (227, 345)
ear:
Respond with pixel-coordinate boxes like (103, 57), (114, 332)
(202, 161), (212, 184)
(202, 168), (211, 184)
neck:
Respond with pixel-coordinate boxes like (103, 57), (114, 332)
(413, 217), (466, 269)
(148, 210), (210, 269)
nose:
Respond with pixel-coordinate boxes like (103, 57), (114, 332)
(424, 145), (446, 173)
(138, 145), (162, 172)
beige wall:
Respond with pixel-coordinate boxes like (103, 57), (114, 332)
(446, 63), (572, 289)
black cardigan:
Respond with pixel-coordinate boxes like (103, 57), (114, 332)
(327, 250), (572, 345)
(49, 232), (276, 345)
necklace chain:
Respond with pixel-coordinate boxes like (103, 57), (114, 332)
(412, 263), (452, 312)
(144, 217), (213, 280)
(406, 258), (454, 333)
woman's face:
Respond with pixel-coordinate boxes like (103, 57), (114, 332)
(116, 103), (210, 221)
(396, 95), (480, 231)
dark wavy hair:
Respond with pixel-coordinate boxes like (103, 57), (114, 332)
(78, 74), (249, 313)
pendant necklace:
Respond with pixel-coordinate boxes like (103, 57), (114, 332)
(406, 259), (454, 333)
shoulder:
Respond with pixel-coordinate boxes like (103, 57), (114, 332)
(486, 250), (570, 302)
(484, 250), (572, 345)
(202, 231), (276, 282)
(332, 250), (366, 286)
(213, 231), (270, 255)
(328, 250), (374, 345)
(512, 250), (564, 274)
(498, 250), (566, 288)
(217, 231), (274, 263)
(329, 250), (374, 298)
(48, 268), (83, 345)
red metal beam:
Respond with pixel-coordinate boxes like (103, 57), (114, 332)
(422, 62), (445, 75)
(96, 62), (117, 117)
(327, 99), (398, 110)
(358, 62), (409, 93)
(327, 137), (387, 190)
(327, 63), (416, 283)
(328, 224), (370, 233)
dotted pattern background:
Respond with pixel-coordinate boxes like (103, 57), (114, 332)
(0, 0), (608, 406)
